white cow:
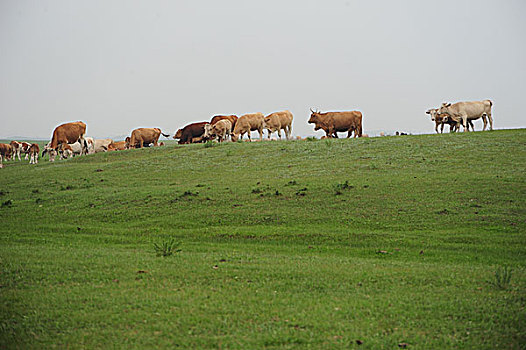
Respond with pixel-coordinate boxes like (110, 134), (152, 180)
(438, 100), (493, 132)
(88, 138), (113, 154)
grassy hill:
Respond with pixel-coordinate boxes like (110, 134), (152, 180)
(1, 130), (525, 349)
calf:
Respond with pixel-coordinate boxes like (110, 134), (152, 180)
(10, 141), (30, 161)
(107, 141), (127, 151)
(29, 143), (40, 164)
(209, 119), (232, 142)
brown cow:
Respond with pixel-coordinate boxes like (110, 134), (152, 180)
(231, 113), (266, 142)
(29, 143), (40, 164)
(175, 122), (208, 144)
(0, 143), (13, 166)
(47, 121), (88, 157)
(107, 141), (127, 151)
(128, 128), (170, 148)
(264, 110), (293, 140)
(210, 115), (238, 132)
(308, 109), (363, 138)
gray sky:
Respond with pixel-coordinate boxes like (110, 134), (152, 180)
(1, 0), (525, 139)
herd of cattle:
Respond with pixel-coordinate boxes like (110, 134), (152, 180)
(0, 100), (494, 168)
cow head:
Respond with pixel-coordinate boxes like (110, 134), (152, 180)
(173, 129), (183, 139)
(438, 102), (452, 115)
(231, 133), (239, 142)
(203, 123), (213, 139)
(308, 108), (322, 124)
(426, 108), (439, 121)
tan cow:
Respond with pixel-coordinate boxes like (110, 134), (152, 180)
(426, 108), (474, 133)
(29, 143), (40, 164)
(438, 100), (493, 132)
(208, 119), (232, 142)
(308, 109), (363, 138)
(231, 113), (266, 142)
(264, 110), (293, 140)
(128, 128), (170, 148)
(47, 121), (88, 157)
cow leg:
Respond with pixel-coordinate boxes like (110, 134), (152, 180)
(440, 123), (444, 133)
(277, 129), (282, 139)
(259, 128), (264, 141)
(481, 115), (487, 131)
(461, 115), (469, 132)
(469, 120), (475, 131)
(24, 153), (29, 160)
(486, 112), (493, 130)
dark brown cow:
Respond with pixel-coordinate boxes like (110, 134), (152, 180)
(128, 128), (170, 148)
(176, 122), (208, 144)
(0, 143), (13, 167)
(47, 121), (88, 156)
(308, 109), (363, 138)
(210, 115), (238, 132)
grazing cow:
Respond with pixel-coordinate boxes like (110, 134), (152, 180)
(89, 139), (113, 153)
(47, 121), (88, 157)
(29, 143), (40, 164)
(175, 122), (208, 144)
(58, 143), (75, 159)
(206, 119), (232, 142)
(0, 143), (13, 166)
(128, 128), (170, 148)
(438, 100), (493, 132)
(10, 141), (31, 161)
(308, 109), (363, 138)
(107, 141), (127, 151)
(210, 115), (238, 132)
(231, 113), (266, 142)
(264, 110), (293, 140)
(426, 108), (474, 133)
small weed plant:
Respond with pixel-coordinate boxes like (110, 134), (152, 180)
(153, 238), (182, 257)
(489, 266), (513, 290)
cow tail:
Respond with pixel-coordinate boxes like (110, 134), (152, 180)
(161, 131), (170, 137)
(488, 99), (493, 107)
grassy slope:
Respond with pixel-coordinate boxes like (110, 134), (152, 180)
(0, 130), (525, 349)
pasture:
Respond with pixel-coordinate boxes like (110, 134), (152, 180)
(0, 130), (525, 349)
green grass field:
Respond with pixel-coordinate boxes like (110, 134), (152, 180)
(1, 130), (525, 349)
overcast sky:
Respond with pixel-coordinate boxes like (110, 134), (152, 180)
(1, 0), (525, 139)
